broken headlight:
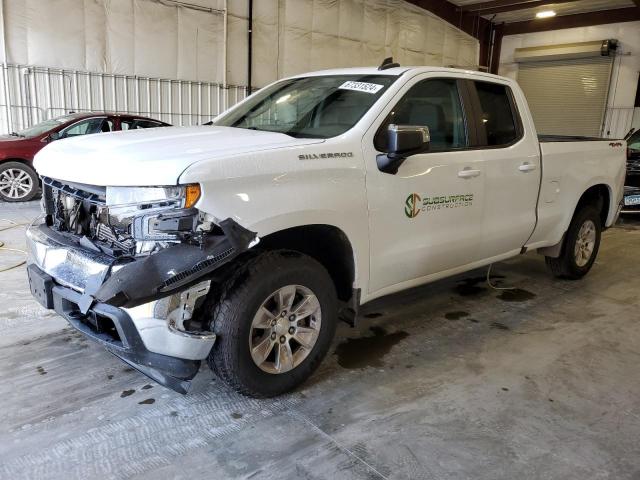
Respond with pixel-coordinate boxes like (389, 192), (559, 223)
(132, 208), (199, 240)
(106, 184), (201, 209)
(105, 184), (202, 242)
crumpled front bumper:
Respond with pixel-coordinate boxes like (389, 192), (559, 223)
(25, 218), (257, 393)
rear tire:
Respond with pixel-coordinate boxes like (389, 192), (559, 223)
(0, 162), (39, 202)
(205, 250), (338, 397)
(545, 205), (601, 279)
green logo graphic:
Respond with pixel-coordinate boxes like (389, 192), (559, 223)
(405, 193), (422, 218)
(404, 192), (474, 219)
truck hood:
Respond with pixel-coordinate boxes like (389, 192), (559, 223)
(33, 126), (324, 186)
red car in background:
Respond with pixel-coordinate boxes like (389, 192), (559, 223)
(0, 113), (170, 202)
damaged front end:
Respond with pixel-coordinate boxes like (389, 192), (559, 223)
(26, 177), (257, 393)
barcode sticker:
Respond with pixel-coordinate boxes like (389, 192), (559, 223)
(339, 81), (384, 94)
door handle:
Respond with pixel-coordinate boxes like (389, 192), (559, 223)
(519, 162), (537, 172)
(458, 168), (481, 178)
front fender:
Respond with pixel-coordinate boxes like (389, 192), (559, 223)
(179, 149), (370, 292)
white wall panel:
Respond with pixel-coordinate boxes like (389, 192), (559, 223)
(257, 0), (479, 84)
(2, 0), (225, 82)
(0, 0), (479, 134)
(1, 0), (479, 85)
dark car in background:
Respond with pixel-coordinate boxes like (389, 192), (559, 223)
(622, 128), (640, 213)
(0, 113), (170, 202)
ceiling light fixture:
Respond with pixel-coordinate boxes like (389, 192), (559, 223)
(536, 10), (556, 18)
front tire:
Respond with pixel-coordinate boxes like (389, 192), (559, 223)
(545, 205), (601, 279)
(0, 161), (39, 202)
(206, 250), (338, 397)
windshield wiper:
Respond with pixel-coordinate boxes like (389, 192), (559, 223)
(10, 131), (24, 137)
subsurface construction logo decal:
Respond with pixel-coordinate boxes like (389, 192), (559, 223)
(405, 192), (474, 218)
(405, 193), (422, 218)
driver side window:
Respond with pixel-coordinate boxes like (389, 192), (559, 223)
(374, 79), (467, 152)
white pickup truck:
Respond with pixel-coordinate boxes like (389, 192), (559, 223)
(26, 63), (626, 396)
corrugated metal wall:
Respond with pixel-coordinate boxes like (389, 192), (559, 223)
(0, 63), (247, 133)
(499, 23), (640, 139)
(516, 56), (614, 137)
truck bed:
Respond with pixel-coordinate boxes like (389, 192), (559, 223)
(526, 138), (626, 249)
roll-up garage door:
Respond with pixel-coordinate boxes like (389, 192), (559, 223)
(516, 56), (613, 137)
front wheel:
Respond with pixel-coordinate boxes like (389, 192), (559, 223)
(0, 161), (39, 202)
(545, 205), (602, 279)
(206, 250), (338, 397)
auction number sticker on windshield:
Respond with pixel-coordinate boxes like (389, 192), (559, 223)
(339, 81), (384, 94)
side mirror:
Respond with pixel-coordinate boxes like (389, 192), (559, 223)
(48, 131), (61, 142)
(377, 124), (430, 174)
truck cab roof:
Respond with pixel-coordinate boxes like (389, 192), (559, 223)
(287, 65), (512, 84)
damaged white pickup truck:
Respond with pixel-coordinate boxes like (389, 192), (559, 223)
(26, 63), (626, 396)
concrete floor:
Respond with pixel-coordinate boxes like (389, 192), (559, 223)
(1, 201), (640, 480)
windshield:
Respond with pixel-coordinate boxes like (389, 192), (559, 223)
(14, 114), (82, 138)
(214, 74), (397, 138)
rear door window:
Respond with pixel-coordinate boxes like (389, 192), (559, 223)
(101, 119), (114, 132)
(472, 81), (521, 147)
(121, 118), (166, 130)
(134, 119), (166, 129)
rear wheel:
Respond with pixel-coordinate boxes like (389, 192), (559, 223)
(0, 162), (39, 202)
(545, 205), (601, 279)
(206, 250), (338, 397)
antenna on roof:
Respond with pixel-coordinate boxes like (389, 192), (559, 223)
(378, 57), (400, 70)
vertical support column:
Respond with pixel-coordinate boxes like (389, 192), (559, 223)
(168, 79), (173, 124)
(247, 0), (253, 95)
(490, 23), (504, 75)
(478, 19), (493, 72)
(156, 78), (162, 122)
(45, 68), (52, 119)
(0, 0), (11, 133)
(123, 75), (129, 114)
(87, 72), (93, 111)
(73, 70), (80, 111)
(222, 0), (228, 112)
(100, 74), (106, 112)
(1, 64), (11, 132)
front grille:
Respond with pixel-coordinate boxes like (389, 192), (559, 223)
(42, 176), (106, 203)
(96, 223), (136, 253)
(43, 178), (136, 256)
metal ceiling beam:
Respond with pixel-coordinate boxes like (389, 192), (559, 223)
(405, 0), (490, 38)
(503, 6), (640, 35)
(461, 0), (560, 12)
(466, 0), (581, 15)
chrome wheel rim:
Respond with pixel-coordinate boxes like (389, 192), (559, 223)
(249, 284), (321, 374)
(0, 168), (33, 199)
(574, 219), (596, 267)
